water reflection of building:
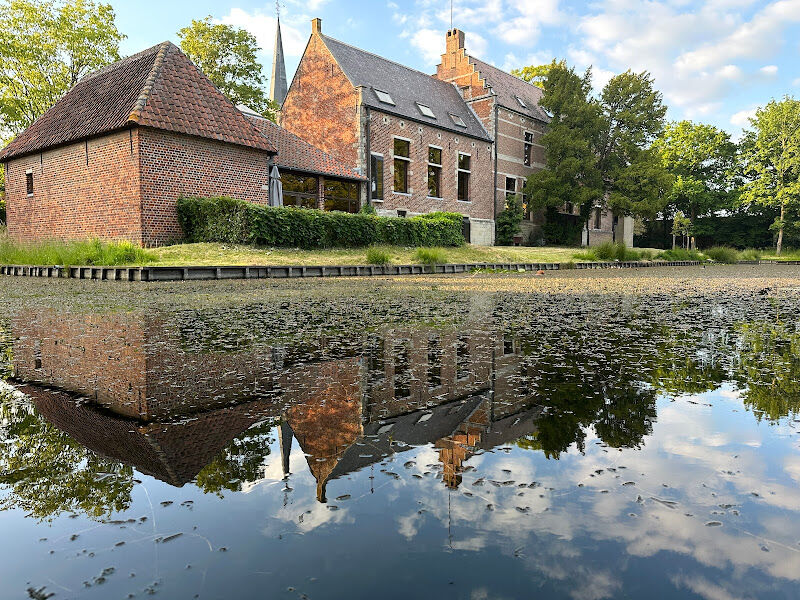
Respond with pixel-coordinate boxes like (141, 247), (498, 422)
(11, 308), (543, 496)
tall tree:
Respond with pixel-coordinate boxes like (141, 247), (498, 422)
(178, 17), (277, 120)
(510, 63), (551, 88)
(524, 60), (604, 221)
(740, 97), (800, 255)
(653, 120), (738, 225)
(597, 70), (668, 219)
(0, 0), (124, 136)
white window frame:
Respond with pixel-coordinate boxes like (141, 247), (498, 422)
(427, 144), (443, 199)
(393, 136), (412, 195)
(456, 151), (471, 203)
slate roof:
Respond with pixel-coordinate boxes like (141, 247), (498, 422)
(0, 42), (276, 162)
(469, 57), (551, 124)
(243, 111), (365, 181)
(320, 34), (491, 142)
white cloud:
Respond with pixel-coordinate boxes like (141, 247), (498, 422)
(760, 64), (779, 76)
(218, 8), (308, 59)
(730, 106), (758, 127)
(410, 28), (446, 66)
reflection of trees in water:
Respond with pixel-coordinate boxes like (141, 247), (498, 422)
(195, 419), (276, 495)
(0, 318), (11, 380)
(735, 321), (800, 422)
(0, 391), (134, 521)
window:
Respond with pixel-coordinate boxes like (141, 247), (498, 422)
(457, 153), (470, 201)
(505, 176), (516, 202)
(515, 95), (528, 109)
(25, 170), (33, 196)
(370, 154), (384, 200)
(374, 89), (395, 105)
(324, 178), (359, 213)
(524, 131), (533, 167)
(427, 335), (442, 389)
(449, 113), (466, 127)
(397, 210), (407, 218)
(594, 208), (602, 229)
(427, 146), (442, 198)
(282, 173), (318, 209)
(394, 339), (411, 399)
(416, 102), (436, 119)
(394, 138), (410, 194)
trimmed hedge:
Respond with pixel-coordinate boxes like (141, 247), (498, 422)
(177, 196), (465, 248)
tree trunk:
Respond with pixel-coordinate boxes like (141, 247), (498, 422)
(777, 202), (785, 256)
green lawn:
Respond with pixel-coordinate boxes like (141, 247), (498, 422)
(147, 243), (585, 266)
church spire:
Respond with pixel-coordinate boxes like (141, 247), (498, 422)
(270, 5), (288, 106)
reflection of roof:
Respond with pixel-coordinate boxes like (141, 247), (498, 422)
(25, 384), (275, 487)
(469, 57), (551, 123)
(245, 114), (365, 181)
(0, 42), (276, 162)
(320, 34), (491, 142)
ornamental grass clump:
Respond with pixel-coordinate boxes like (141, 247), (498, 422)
(413, 247), (448, 265)
(365, 246), (392, 265)
(704, 246), (740, 264)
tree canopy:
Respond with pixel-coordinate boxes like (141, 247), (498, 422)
(178, 16), (277, 121)
(510, 63), (551, 89)
(0, 0), (124, 137)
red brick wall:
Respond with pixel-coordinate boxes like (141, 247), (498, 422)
(369, 109), (494, 221)
(280, 33), (360, 167)
(138, 128), (270, 246)
(4, 130), (143, 243)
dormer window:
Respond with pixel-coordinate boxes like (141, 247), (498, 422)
(374, 89), (395, 105)
(515, 96), (528, 109)
(449, 113), (466, 127)
(416, 102), (435, 119)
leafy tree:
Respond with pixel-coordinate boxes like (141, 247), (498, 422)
(739, 97), (800, 255)
(597, 71), (669, 218)
(495, 193), (524, 245)
(672, 210), (691, 249)
(654, 120), (738, 225)
(524, 61), (603, 221)
(178, 16), (277, 120)
(511, 63), (551, 88)
(0, 0), (124, 136)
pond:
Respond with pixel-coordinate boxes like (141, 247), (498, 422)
(1, 266), (799, 599)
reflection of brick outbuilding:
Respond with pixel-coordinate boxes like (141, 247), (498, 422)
(0, 42), (276, 246)
(281, 19), (496, 245)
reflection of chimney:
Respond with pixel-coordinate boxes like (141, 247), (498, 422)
(279, 420), (293, 478)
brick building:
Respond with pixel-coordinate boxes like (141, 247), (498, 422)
(435, 28), (632, 246)
(280, 19), (496, 245)
(0, 42), (277, 246)
(241, 106), (365, 211)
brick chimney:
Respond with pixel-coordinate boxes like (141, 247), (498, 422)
(446, 29), (465, 53)
(311, 18), (322, 34)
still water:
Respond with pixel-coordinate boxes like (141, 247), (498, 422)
(1, 267), (799, 599)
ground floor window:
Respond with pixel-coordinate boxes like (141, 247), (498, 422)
(593, 207), (602, 229)
(324, 178), (360, 213)
(282, 173), (318, 209)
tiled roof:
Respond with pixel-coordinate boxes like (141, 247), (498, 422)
(320, 34), (491, 142)
(244, 112), (365, 181)
(469, 57), (551, 124)
(0, 42), (276, 162)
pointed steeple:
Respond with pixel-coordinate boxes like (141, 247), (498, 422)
(270, 16), (288, 106)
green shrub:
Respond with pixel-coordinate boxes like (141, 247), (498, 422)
(177, 197), (464, 249)
(413, 247), (448, 265)
(0, 196), (5, 225)
(740, 248), (762, 261)
(541, 207), (583, 246)
(496, 194), (523, 246)
(703, 246), (740, 264)
(594, 241), (616, 260)
(572, 250), (597, 261)
(366, 246), (391, 265)
(656, 248), (704, 261)
(0, 238), (155, 266)
(638, 249), (655, 260)
(359, 203), (377, 215)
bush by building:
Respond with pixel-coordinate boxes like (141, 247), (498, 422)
(177, 196), (465, 249)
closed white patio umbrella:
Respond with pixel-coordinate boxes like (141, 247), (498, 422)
(269, 165), (284, 207)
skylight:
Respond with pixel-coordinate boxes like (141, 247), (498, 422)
(416, 102), (436, 119)
(449, 113), (466, 127)
(515, 96), (528, 109)
(374, 89), (395, 105)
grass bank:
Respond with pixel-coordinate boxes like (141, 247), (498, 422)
(0, 233), (156, 266)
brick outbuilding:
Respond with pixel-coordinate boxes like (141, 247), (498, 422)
(0, 42), (277, 246)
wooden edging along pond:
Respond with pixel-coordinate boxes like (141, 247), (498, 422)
(0, 260), (716, 281)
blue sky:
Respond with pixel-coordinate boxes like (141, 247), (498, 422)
(113, 0), (800, 135)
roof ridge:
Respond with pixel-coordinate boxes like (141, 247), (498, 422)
(320, 34), (455, 89)
(128, 41), (172, 124)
